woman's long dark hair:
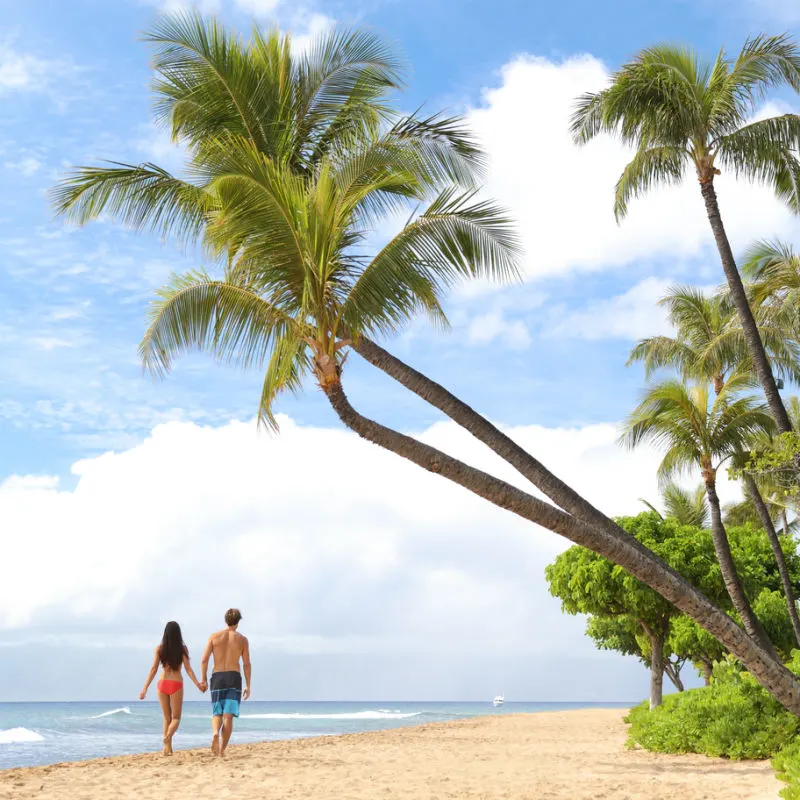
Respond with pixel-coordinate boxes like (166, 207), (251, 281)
(159, 621), (188, 670)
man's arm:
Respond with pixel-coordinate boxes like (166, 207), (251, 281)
(200, 636), (214, 690)
(242, 636), (251, 700)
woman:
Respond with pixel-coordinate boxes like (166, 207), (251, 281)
(140, 621), (203, 755)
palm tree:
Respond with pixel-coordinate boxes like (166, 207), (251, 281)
(744, 240), (800, 332)
(621, 376), (778, 655)
(640, 481), (710, 528)
(51, 13), (800, 713)
(628, 286), (800, 395)
(724, 495), (772, 527)
(629, 284), (800, 646)
(572, 36), (800, 433)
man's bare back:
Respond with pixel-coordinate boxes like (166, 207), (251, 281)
(208, 628), (247, 673)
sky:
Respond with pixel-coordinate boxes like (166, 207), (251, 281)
(1, 0), (800, 702)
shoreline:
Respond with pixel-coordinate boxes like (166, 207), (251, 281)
(0, 708), (781, 799)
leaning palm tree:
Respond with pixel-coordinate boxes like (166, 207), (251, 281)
(621, 376), (778, 655)
(628, 286), (800, 394)
(572, 36), (800, 433)
(52, 13), (800, 713)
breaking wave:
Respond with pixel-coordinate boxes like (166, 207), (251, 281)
(90, 707), (131, 719)
(0, 728), (44, 744)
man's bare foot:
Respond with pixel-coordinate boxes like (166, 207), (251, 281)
(211, 735), (219, 756)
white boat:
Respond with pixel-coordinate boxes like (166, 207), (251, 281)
(493, 694), (504, 707)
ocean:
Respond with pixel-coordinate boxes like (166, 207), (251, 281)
(0, 701), (632, 769)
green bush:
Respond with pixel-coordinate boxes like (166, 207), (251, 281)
(774, 739), (800, 800)
(625, 660), (800, 759)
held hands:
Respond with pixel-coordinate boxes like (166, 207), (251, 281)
(198, 681), (208, 693)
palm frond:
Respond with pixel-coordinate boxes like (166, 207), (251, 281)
(727, 33), (800, 110)
(717, 117), (800, 211)
(50, 162), (208, 245)
(139, 272), (303, 377)
(614, 145), (687, 220)
(339, 189), (520, 338)
(256, 333), (312, 432)
(146, 11), (270, 152)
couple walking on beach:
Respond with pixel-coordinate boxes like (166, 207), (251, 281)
(139, 608), (252, 757)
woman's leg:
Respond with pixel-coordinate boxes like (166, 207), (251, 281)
(157, 691), (172, 756)
(164, 688), (183, 755)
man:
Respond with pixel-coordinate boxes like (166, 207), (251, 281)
(200, 608), (252, 756)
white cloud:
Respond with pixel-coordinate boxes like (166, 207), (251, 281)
(5, 156), (42, 176)
(289, 12), (334, 56)
(547, 277), (673, 341)
(234, 0), (280, 15)
(468, 56), (800, 282)
(0, 414), (742, 642)
(0, 46), (51, 93)
(133, 123), (188, 176)
(29, 337), (76, 351)
(467, 311), (531, 349)
(140, 0), (223, 13)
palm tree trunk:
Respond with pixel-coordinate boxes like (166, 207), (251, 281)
(322, 379), (800, 713)
(353, 337), (636, 538)
(699, 180), (792, 433)
(705, 478), (778, 658)
(744, 474), (800, 648)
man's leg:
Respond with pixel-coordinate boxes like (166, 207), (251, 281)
(220, 714), (234, 755)
(211, 714), (223, 755)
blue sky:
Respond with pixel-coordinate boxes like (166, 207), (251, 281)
(3, 0), (798, 478)
(2, 0), (800, 701)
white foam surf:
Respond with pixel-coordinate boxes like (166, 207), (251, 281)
(0, 727), (45, 744)
(90, 707), (131, 719)
(239, 711), (422, 720)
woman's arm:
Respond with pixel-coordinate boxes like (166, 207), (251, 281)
(140, 648), (161, 700)
(183, 650), (203, 691)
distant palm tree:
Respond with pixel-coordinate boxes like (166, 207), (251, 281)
(572, 36), (800, 433)
(621, 376), (778, 655)
(629, 284), (800, 645)
(52, 13), (800, 713)
(723, 495), (775, 527)
(641, 482), (710, 528)
(743, 240), (800, 342)
(628, 286), (800, 394)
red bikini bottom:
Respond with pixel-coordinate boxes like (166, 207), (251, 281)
(157, 679), (183, 695)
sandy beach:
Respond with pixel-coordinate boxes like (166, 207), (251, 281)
(0, 708), (781, 800)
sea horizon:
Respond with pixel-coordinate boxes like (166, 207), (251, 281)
(0, 700), (635, 770)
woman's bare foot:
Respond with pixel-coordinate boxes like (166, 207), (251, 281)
(211, 734), (219, 756)
(163, 736), (174, 756)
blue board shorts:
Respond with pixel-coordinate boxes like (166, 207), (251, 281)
(210, 671), (242, 717)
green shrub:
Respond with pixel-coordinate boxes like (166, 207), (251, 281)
(774, 739), (800, 799)
(625, 661), (800, 759)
